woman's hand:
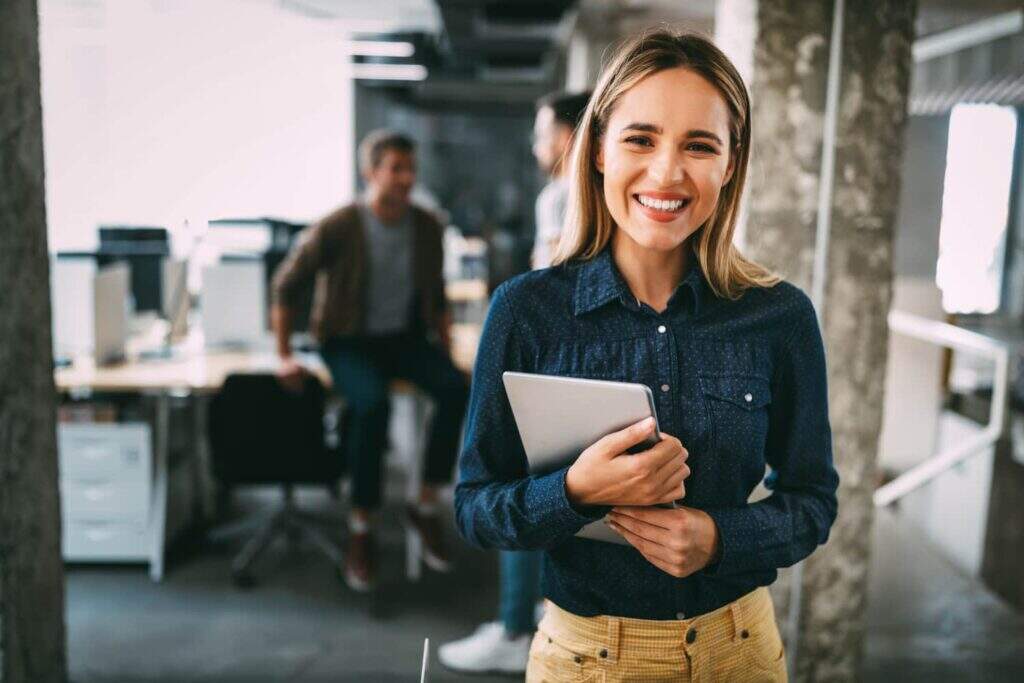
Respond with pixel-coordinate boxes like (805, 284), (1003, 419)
(564, 417), (689, 507)
(606, 506), (721, 578)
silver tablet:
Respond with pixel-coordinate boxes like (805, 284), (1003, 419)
(502, 371), (662, 545)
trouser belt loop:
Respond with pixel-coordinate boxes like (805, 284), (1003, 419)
(604, 616), (621, 663)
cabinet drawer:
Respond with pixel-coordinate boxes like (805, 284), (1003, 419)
(61, 478), (149, 520)
(63, 519), (149, 561)
(59, 423), (151, 481)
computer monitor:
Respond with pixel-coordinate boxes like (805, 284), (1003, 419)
(50, 255), (128, 364)
(93, 262), (129, 365)
(51, 254), (96, 359)
(98, 225), (170, 313)
(201, 257), (266, 348)
(207, 218), (311, 332)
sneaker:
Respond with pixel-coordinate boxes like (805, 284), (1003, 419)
(438, 621), (532, 674)
(343, 530), (376, 593)
(405, 504), (453, 573)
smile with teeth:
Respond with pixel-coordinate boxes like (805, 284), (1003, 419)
(635, 194), (690, 212)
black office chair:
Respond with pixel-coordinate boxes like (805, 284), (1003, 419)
(208, 373), (346, 587)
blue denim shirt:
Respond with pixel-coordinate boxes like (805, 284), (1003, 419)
(455, 248), (839, 620)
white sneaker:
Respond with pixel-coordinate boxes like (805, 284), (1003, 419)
(438, 621), (532, 674)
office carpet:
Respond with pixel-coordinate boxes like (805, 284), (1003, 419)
(66, 489), (1024, 682)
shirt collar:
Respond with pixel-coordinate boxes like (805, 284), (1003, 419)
(572, 246), (710, 317)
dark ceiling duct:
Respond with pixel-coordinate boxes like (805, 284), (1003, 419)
(430, 0), (578, 95)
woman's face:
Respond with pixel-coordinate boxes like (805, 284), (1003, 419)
(597, 67), (735, 255)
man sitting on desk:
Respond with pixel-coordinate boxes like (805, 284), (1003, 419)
(271, 129), (469, 592)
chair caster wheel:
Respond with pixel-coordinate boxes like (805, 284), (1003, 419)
(232, 570), (256, 589)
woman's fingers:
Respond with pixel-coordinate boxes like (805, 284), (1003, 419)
(631, 455), (688, 506)
(607, 512), (668, 545)
(576, 427), (688, 507)
(650, 440), (687, 480)
(608, 509), (699, 579)
(594, 416), (656, 458)
(624, 435), (687, 503)
(606, 519), (676, 565)
(656, 456), (689, 494)
(612, 505), (678, 528)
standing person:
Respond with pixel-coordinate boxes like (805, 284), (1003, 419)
(272, 130), (469, 593)
(531, 91), (593, 270)
(439, 90), (591, 675)
(456, 30), (838, 682)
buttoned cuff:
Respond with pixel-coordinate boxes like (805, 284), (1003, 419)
(703, 506), (753, 577)
(529, 466), (609, 534)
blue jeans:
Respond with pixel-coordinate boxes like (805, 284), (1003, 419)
(321, 332), (469, 510)
(500, 550), (542, 635)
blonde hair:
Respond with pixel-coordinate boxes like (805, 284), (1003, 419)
(553, 30), (779, 299)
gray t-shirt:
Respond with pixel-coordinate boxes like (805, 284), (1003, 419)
(359, 204), (414, 335)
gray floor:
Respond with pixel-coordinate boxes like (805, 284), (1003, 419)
(863, 507), (1024, 682)
(67, 490), (1024, 682)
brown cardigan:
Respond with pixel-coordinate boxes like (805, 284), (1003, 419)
(271, 203), (447, 341)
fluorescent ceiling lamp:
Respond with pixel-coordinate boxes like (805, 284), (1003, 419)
(351, 63), (427, 81)
(914, 9), (1023, 62)
(340, 40), (415, 57)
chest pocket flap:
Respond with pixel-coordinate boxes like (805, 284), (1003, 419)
(701, 374), (771, 410)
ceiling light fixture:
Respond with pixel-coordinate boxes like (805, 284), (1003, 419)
(340, 40), (416, 58)
(350, 63), (428, 81)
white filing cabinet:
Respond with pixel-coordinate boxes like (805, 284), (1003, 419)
(58, 422), (152, 561)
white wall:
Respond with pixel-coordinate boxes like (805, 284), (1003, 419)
(878, 278), (945, 473)
(39, 0), (354, 252)
(900, 412), (994, 578)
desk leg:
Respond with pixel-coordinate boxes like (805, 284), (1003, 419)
(193, 394), (214, 522)
(149, 394), (170, 582)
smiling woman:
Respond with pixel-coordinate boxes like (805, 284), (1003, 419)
(555, 32), (779, 303)
(454, 30), (839, 683)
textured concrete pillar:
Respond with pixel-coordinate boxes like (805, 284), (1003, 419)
(719, 1), (916, 681)
(0, 1), (69, 681)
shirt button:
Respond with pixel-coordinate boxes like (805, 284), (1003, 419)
(661, 384), (670, 393)
(657, 325), (666, 334)
(676, 612), (686, 620)
(744, 393), (753, 402)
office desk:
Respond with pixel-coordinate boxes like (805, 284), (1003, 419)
(56, 323), (481, 392)
(54, 324), (482, 581)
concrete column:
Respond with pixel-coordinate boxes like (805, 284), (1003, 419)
(0, 1), (69, 681)
(718, 1), (916, 681)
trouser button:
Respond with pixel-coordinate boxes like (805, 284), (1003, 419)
(686, 628), (697, 644)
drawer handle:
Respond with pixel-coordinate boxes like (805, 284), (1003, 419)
(84, 527), (116, 541)
(80, 446), (116, 461)
(83, 487), (111, 502)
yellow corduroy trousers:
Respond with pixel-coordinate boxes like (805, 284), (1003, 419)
(527, 587), (787, 683)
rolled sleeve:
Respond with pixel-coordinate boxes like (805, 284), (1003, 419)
(454, 284), (598, 550)
(705, 295), (839, 577)
(271, 222), (328, 308)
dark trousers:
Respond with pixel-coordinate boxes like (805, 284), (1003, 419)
(321, 332), (469, 510)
